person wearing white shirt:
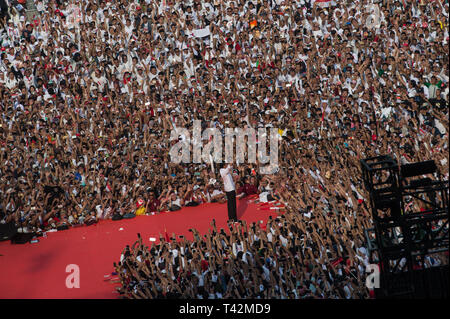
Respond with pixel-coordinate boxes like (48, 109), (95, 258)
(5, 71), (17, 90)
(219, 163), (237, 221)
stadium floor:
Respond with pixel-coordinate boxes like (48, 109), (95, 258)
(0, 198), (280, 299)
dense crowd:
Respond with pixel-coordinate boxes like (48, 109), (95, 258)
(0, 0), (448, 298)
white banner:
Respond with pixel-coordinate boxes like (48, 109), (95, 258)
(313, 0), (336, 7)
(193, 26), (211, 38)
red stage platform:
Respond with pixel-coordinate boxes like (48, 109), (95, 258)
(0, 199), (280, 299)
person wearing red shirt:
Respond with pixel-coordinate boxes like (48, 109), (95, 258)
(236, 181), (246, 199)
(146, 191), (161, 213)
(244, 176), (258, 196)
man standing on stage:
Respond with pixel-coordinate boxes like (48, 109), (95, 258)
(220, 163), (237, 222)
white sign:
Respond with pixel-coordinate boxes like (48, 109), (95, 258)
(313, 0), (336, 8)
(193, 27), (211, 38)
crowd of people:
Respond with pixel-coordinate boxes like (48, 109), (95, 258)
(0, 0), (448, 298)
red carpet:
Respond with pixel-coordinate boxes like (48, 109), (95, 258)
(0, 198), (280, 299)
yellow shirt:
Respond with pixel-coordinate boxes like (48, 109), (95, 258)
(135, 207), (146, 216)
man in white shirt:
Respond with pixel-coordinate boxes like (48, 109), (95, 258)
(219, 163), (237, 221)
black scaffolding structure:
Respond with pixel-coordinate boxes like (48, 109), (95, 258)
(361, 155), (449, 298)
